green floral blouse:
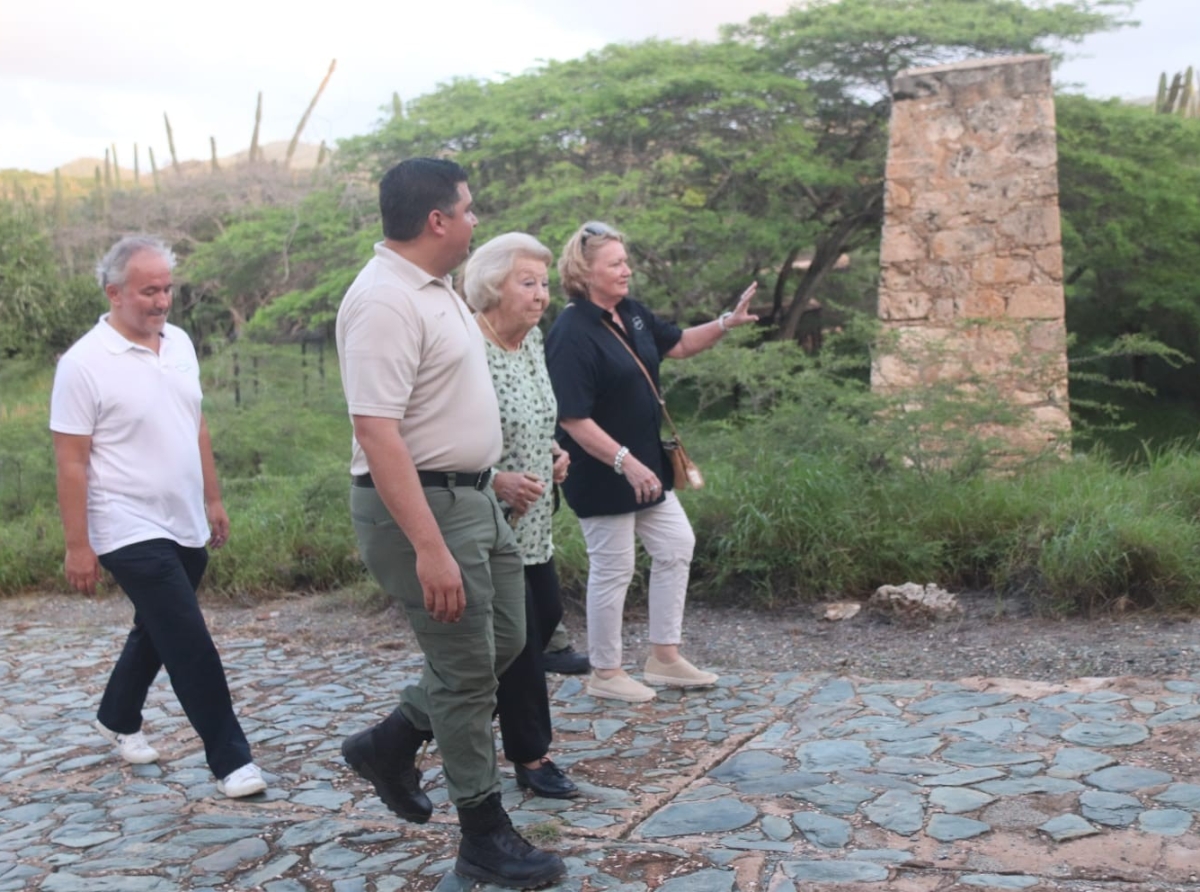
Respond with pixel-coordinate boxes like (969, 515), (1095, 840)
(483, 324), (557, 565)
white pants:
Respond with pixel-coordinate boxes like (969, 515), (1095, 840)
(578, 492), (696, 671)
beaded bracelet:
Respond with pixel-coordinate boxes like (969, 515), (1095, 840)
(613, 445), (630, 474)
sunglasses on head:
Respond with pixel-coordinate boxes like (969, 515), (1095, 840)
(581, 221), (616, 245)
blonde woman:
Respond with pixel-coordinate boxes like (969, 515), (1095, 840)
(545, 221), (756, 703)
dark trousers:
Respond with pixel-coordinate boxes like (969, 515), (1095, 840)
(97, 538), (252, 780)
(496, 559), (564, 765)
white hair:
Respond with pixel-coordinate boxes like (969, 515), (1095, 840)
(462, 233), (553, 312)
(95, 235), (176, 290)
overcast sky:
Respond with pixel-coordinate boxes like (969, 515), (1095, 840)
(1, 0), (1193, 173)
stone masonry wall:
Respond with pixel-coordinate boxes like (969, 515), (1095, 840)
(872, 55), (1070, 456)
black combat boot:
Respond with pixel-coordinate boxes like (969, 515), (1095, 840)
(455, 792), (566, 889)
(341, 706), (433, 823)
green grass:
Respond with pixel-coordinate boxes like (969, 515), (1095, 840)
(6, 341), (1200, 615)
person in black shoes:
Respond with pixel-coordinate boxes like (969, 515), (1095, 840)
(335, 159), (564, 889)
(543, 622), (590, 675)
(463, 232), (579, 800)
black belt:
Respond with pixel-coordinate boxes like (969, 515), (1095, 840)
(353, 469), (492, 491)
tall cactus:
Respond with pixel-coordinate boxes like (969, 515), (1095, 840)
(1156, 68), (1199, 117)
(164, 112), (181, 175)
(111, 143), (122, 188)
(249, 91), (263, 164)
(133, 143), (140, 187)
(54, 168), (65, 225)
(103, 148), (112, 188)
(392, 92), (403, 120)
(148, 146), (161, 192)
(286, 59), (336, 169)
(210, 136), (220, 173)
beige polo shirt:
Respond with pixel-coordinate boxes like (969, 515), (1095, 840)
(336, 242), (502, 476)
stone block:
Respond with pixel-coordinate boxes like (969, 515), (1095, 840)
(1026, 321), (1067, 354)
(930, 227), (995, 260)
(1008, 285), (1064, 319)
(957, 290), (1007, 319)
(879, 291), (933, 322)
(997, 206), (1061, 247)
(1033, 246), (1063, 280)
(880, 229), (927, 264)
(885, 181), (914, 211)
(971, 256), (1033, 286)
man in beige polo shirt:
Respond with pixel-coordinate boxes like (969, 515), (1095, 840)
(335, 158), (564, 890)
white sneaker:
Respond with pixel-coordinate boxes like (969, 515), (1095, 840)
(94, 720), (159, 764)
(643, 655), (719, 688)
(586, 671), (656, 703)
(217, 762), (267, 798)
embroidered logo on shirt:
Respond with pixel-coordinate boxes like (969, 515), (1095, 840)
(632, 316), (645, 331)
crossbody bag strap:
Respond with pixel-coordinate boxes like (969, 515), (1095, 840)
(602, 320), (684, 443)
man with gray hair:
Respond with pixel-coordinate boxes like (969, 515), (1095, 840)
(50, 235), (266, 799)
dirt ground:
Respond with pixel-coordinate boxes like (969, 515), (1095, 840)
(6, 587), (1198, 683)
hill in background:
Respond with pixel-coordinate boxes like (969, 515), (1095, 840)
(2, 140), (323, 192)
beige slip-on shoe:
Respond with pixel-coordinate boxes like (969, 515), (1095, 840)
(586, 671), (656, 703)
(643, 655), (719, 688)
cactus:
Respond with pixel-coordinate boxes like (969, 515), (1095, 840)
(210, 136), (220, 173)
(249, 91), (263, 164)
(103, 148), (112, 188)
(286, 58), (336, 169)
(312, 140), (328, 184)
(1156, 68), (1199, 117)
(1180, 66), (1197, 117)
(111, 143), (122, 187)
(148, 146), (160, 192)
(392, 92), (403, 120)
(54, 168), (65, 224)
(133, 143), (140, 187)
(164, 112), (181, 175)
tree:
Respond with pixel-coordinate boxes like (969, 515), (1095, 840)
(0, 204), (99, 359)
(1056, 94), (1200, 393)
(726, 0), (1134, 338)
(340, 0), (1130, 341)
(183, 184), (376, 339)
(342, 39), (820, 327)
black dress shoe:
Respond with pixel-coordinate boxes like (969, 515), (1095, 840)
(543, 645), (590, 675)
(514, 759), (580, 799)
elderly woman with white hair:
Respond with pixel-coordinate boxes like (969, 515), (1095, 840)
(461, 232), (578, 800)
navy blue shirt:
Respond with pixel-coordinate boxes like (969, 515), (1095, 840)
(544, 296), (683, 518)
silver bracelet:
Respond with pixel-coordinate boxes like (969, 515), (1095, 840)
(718, 311), (733, 333)
(613, 446), (630, 474)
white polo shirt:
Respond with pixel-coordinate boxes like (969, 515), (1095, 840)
(49, 316), (210, 555)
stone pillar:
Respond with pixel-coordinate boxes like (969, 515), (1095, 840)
(872, 55), (1070, 457)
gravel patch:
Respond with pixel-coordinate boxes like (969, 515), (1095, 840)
(4, 589), (1198, 683)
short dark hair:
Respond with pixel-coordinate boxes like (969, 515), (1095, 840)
(379, 158), (469, 242)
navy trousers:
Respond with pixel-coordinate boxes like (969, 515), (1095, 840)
(97, 538), (252, 780)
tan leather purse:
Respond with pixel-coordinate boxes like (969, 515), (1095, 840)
(604, 322), (704, 490)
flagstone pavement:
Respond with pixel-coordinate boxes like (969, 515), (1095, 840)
(2, 619), (1198, 891)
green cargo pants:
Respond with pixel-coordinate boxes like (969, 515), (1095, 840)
(350, 482), (526, 808)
